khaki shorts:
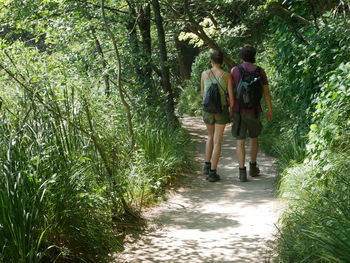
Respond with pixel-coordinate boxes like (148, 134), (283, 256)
(232, 113), (262, 139)
(202, 107), (230, 125)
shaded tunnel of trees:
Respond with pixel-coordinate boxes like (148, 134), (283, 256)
(0, 0), (349, 262)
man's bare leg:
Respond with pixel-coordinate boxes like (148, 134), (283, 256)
(236, 139), (246, 168)
(250, 137), (259, 163)
(236, 139), (247, 182)
(249, 137), (260, 177)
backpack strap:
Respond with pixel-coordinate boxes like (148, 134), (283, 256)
(237, 64), (245, 77)
(209, 69), (226, 93)
(206, 70), (215, 85)
(236, 65), (245, 137)
(238, 64), (261, 76)
(254, 66), (261, 76)
(209, 69), (225, 81)
(253, 66), (261, 118)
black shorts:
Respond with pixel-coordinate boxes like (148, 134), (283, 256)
(232, 113), (262, 140)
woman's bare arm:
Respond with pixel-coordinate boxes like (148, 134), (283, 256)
(225, 73), (234, 110)
(201, 71), (206, 98)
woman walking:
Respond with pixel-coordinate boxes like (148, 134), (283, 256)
(201, 51), (234, 182)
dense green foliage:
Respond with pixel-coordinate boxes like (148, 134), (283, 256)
(178, 0), (350, 262)
(0, 0), (193, 262)
(178, 50), (211, 116)
(0, 42), (192, 262)
(260, 6), (350, 263)
(1, 0), (349, 261)
(272, 62), (350, 262)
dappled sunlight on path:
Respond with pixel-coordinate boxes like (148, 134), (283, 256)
(114, 116), (283, 263)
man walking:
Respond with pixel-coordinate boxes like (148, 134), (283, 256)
(230, 45), (273, 182)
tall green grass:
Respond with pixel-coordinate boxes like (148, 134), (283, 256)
(260, 109), (307, 169)
(0, 101), (48, 263)
(267, 60), (350, 262)
(0, 147), (47, 263)
(275, 157), (350, 263)
(127, 120), (193, 208)
(0, 42), (194, 262)
(0, 90), (119, 262)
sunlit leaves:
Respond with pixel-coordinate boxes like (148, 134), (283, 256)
(179, 31), (203, 47)
(307, 62), (350, 160)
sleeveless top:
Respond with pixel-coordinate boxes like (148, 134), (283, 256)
(204, 71), (228, 108)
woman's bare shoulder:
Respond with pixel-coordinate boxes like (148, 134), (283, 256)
(223, 72), (232, 79)
(201, 70), (210, 79)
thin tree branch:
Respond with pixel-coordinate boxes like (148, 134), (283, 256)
(0, 62), (112, 175)
(75, 0), (129, 14)
(101, 0), (135, 150)
(268, 2), (312, 26)
(91, 29), (111, 97)
(166, 1), (236, 67)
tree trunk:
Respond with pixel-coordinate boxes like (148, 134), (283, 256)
(152, 0), (177, 124)
(126, 1), (157, 104)
(307, 0), (337, 14)
(174, 32), (191, 80)
(125, 2), (142, 78)
(138, 4), (152, 59)
(137, 3), (156, 100)
(267, 2), (311, 43)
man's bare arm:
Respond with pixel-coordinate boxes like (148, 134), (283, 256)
(263, 85), (273, 121)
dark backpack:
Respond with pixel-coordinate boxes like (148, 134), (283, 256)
(236, 65), (263, 111)
(203, 71), (226, 114)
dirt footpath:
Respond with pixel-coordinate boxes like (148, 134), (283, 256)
(114, 116), (283, 263)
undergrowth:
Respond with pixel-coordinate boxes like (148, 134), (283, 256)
(0, 42), (194, 263)
(259, 11), (350, 261)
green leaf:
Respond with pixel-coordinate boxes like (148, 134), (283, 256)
(310, 124), (317, 131)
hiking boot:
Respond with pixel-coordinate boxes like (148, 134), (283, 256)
(203, 162), (211, 175)
(239, 167), (247, 182)
(207, 169), (220, 182)
(249, 162), (260, 177)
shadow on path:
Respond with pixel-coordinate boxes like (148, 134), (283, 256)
(114, 116), (283, 263)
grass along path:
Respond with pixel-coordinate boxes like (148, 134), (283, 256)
(114, 116), (283, 263)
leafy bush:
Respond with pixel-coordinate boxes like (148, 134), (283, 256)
(307, 62), (350, 162)
(178, 50), (211, 116)
(0, 42), (194, 262)
(260, 15), (350, 163)
(272, 62), (350, 263)
(251, 8), (350, 261)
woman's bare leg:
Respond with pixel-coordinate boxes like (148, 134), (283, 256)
(211, 124), (226, 169)
(205, 124), (215, 162)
